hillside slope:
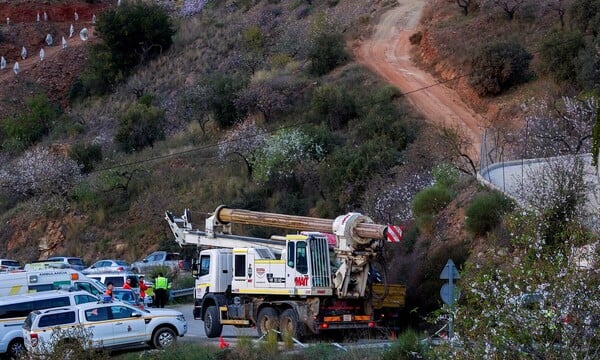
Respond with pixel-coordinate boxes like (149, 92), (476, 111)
(0, 1), (110, 117)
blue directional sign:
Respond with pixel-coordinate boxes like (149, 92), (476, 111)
(439, 259), (460, 280)
(440, 283), (461, 305)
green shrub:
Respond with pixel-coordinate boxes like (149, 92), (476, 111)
(115, 102), (166, 153)
(303, 342), (343, 360)
(469, 41), (532, 96)
(2, 94), (59, 149)
(400, 226), (419, 253)
(465, 191), (514, 236)
(82, 1), (175, 95)
(319, 138), (400, 208)
(538, 30), (585, 82)
(382, 328), (425, 360)
(412, 186), (454, 218)
(207, 74), (248, 128)
(307, 31), (347, 75)
(569, 0), (600, 36)
(69, 143), (102, 173)
(309, 84), (357, 130)
(575, 41), (600, 91)
(432, 163), (459, 189)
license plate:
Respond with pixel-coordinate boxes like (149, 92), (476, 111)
(343, 314), (352, 321)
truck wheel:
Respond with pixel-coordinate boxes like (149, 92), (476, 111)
(280, 308), (304, 340)
(7, 338), (24, 359)
(152, 327), (176, 349)
(204, 305), (223, 338)
(257, 307), (279, 337)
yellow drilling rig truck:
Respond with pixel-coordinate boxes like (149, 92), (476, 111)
(165, 206), (406, 339)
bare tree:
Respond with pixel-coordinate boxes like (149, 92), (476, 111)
(548, 0), (567, 29)
(234, 75), (301, 123)
(434, 125), (479, 176)
(488, 0), (527, 20)
(519, 96), (595, 158)
(180, 85), (212, 135)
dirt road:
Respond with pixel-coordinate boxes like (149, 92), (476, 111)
(355, 0), (483, 152)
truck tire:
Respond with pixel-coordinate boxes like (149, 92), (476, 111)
(204, 305), (223, 338)
(7, 338), (24, 359)
(257, 307), (279, 337)
(152, 327), (176, 349)
(280, 308), (304, 340)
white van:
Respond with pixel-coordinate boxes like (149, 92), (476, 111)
(0, 290), (99, 358)
(0, 269), (106, 298)
(86, 272), (140, 288)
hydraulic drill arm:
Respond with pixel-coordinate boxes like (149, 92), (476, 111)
(213, 205), (401, 250)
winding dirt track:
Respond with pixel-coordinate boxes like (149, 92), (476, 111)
(355, 0), (483, 152)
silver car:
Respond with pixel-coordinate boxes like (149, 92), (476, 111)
(82, 260), (132, 274)
(0, 259), (22, 272)
(46, 256), (85, 271)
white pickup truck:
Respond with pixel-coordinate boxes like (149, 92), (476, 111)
(22, 301), (187, 353)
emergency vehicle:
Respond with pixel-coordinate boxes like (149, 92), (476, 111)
(0, 269), (106, 297)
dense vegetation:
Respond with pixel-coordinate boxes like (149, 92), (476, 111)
(0, 1), (598, 357)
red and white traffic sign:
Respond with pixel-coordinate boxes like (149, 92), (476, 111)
(386, 225), (402, 242)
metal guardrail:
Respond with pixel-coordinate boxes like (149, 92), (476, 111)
(171, 288), (194, 298)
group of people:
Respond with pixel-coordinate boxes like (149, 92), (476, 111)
(103, 273), (170, 308)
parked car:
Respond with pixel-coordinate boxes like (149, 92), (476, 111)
(131, 251), (183, 274)
(22, 301), (187, 353)
(82, 260), (132, 274)
(45, 256), (85, 271)
(112, 287), (151, 308)
(86, 272), (139, 288)
(0, 259), (22, 272)
(0, 290), (98, 359)
(86, 273), (152, 307)
(24, 260), (69, 271)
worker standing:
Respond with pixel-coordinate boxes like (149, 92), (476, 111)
(122, 278), (133, 290)
(154, 273), (169, 308)
(138, 275), (149, 301)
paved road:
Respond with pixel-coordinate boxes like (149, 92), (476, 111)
(169, 303), (258, 344)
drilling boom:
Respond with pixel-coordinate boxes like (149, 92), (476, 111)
(215, 207), (388, 241)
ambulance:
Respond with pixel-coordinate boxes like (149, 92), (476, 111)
(0, 269), (106, 297)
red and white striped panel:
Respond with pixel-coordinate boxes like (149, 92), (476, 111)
(386, 225), (402, 243)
